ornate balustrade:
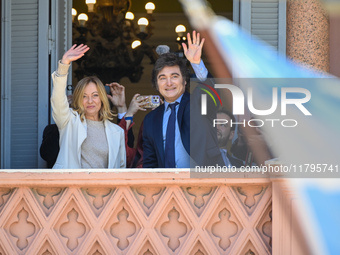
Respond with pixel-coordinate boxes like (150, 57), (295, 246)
(0, 170), (301, 255)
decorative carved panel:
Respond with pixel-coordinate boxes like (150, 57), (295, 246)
(212, 208), (238, 250)
(239, 240), (259, 255)
(181, 186), (217, 217)
(103, 196), (141, 254)
(86, 240), (108, 255)
(3, 198), (41, 255)
(245, 250), (256, 255)
(232, 185), (267, 215)
(53, 198), (91, 254)
(0, 188), (14, 213)
(31, 187), (65, 217)
(160, 207), (187, 251)
(155, 196), (192, 253)
(257, 203), (272, 252)
(81, 187), (115, 217)
(194, 249), (205, 255)
(188, 240), (209, 255)
(111, 208), (137, 249)
(136, 239), (160, 255)
(36, 240), (58, 255)
(0, 174), (276, 255)
(131, 186), (165, 216)
(205, 196), (242, 254)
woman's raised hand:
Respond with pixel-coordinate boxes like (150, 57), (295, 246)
(107, 83), (126, 108)
(61, 44), (90, 65)
(107, 82), (127, 113)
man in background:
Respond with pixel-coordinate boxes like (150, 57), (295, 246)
(216, 109), (243, 167)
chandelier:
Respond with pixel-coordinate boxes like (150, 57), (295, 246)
(72, 0), (157, 83)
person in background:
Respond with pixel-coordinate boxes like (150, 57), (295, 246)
(216, 109), (243, 167)
(51, 44), (125, 168)
(40, 123), (60, 168)
(230, 127), (253, 166)
(40, 95), (73, 168)
(231, 119), (274, 166)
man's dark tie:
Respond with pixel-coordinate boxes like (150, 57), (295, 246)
(164, 102), (179, 168)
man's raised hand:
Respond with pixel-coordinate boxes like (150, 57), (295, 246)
(182, 30), (205, 64)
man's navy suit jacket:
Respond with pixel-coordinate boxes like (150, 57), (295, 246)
(143, 92), (190, 168)
(143, 90), (224, 168)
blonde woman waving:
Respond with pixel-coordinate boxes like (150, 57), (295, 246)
(51, 44), (126, 169)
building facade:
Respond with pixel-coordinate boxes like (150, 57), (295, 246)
(0, 1), (336, 254)
(0, 0), (295, 169)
